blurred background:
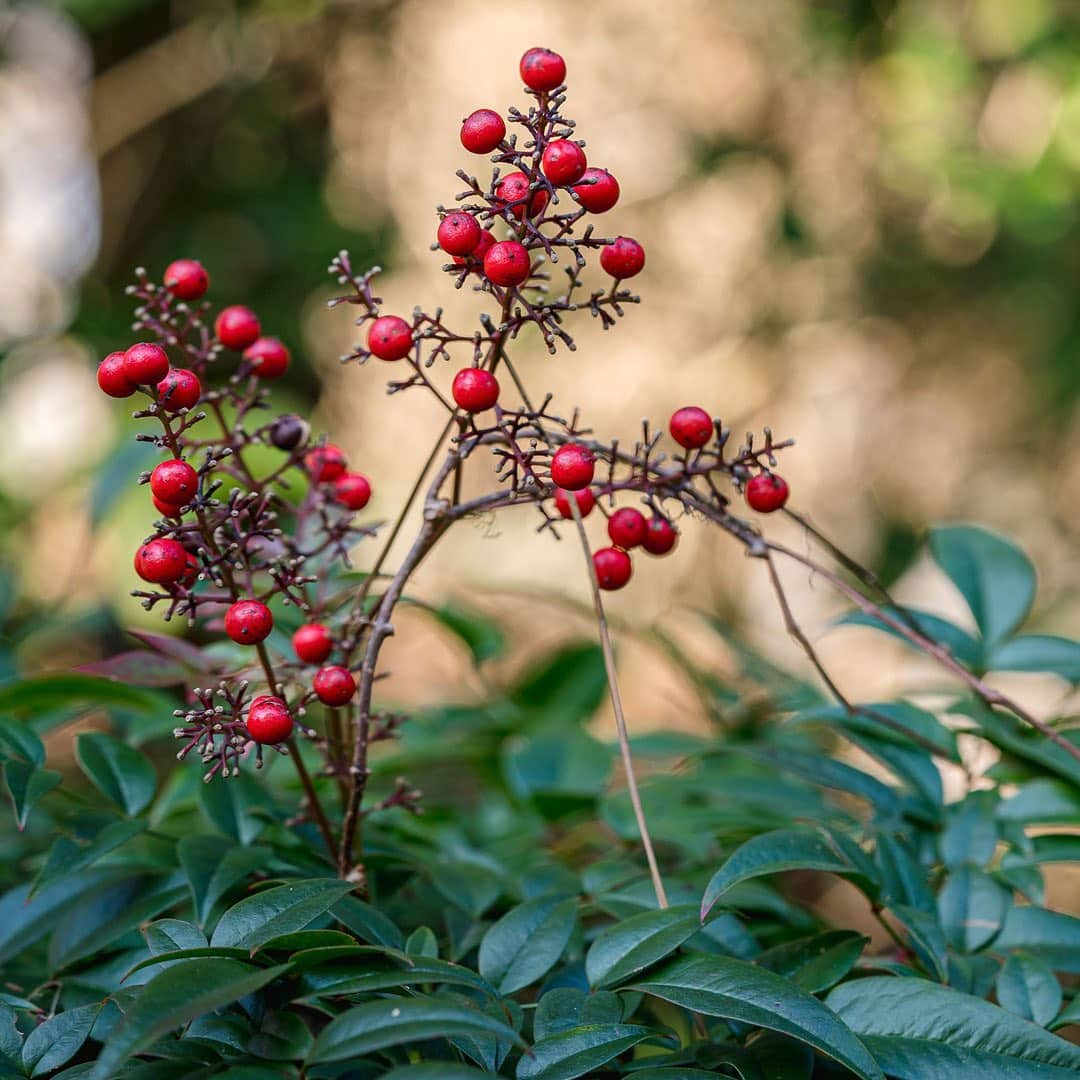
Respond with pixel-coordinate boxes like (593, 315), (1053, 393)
(1, 0), (1079, 736)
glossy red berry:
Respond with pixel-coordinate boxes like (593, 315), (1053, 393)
(554, 487), (595, 520)
(600, 236), (645, 280)
(452, 368), (500, 413)
(437, 212), (482, 256)
(368, 315), (413, 361)
(541, 139), (587, 185)
(97, 351), (136, 398)
(163, 259), (209, 301)
(642, 516), (678, 555)
(247, 697), (293, 744)
(483, 241), (531, 288)
(156, 368), (201, 412)
(550, 444), (595, 491)
(572, 168), (620, 213)
(215, 306), (261, 351)
(225, 599), (273, 645)
(179, 551), (200, 586)
(305, 444), (347, 483)
(123, 343), (170, 385)
(334, 472), (372, 511)
(153, 494), (185, 518)
(293, 623), (334, 664)
(520, 47), (566, 92)
(150, 459), (199, 505)
(607, 507), (647, 549)
(243, 337), (290, 379)
(495, 172), (549, 220)
(745, 474), (790, 513)
(594, 547), (632, 591)
(313, 665), (357, 707)
(669, 406), (714, 450)
(460, 109), (506, 154)
(454, 228), (496, 267)
(134, 538), (189, 584)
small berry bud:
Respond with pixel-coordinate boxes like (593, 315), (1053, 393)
(642, 515), (678, 555)
(460, 108), (506, 154)
(520, 47), (566, 92)
(247, 697), (292, 744)
(215, 306), (261, 351)
(541, 139), (587, 185)
(367, 315), (413, 361)
(224, 599), (273, 645)
(243, 337), (290, 378)
(293, 623), (334, 665)
(451, 368), (499, 413)
(669, 406), (713, 450)
(550, 443), (595, 491)
(313, 665), (357, 706)
(745, 474), (789, 513)
(572, 168), (620, 214)
(334, 472), (372, 511)
(123, 342), (170, 385)
(270, 414), (309, 451)
(163, 259), (209, 301)
(150, 459), (199, 504)
(593, 547), (632, 590)
(305, 444), (347, 483)
(483, 241), (531, 288)
(98, 351), (136, 398)
(607, 507), (647, 549)
(554, 487), (595, 520)
(437, 212), (482, 257)
(134, 538), (189, 584)
(600, 236), (645, 280)
(495, 172), (549, 221)
(156, 368), (202, 412)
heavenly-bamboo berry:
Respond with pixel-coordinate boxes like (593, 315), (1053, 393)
(495, 171), (549, 220)
(642, 515), (678, 555)
(572, 168), (620, 213)
(452, 368), (499, 413)
(437, 212), (482, 256)
(550, 443), (595, 490)
(593, 546), (633, 590)
(243, 337), (290, 378)
(123, 342), (170, 385)
(607, 507), (647, 549)
(554, 486), (595, 520)
(367, 315), (413, 361)
(225, 599), (273, 644)
(669, 406), (713, 450)
(334, 472), (372, 511)
(293, 623), (334, 664)
(460, 108), (506, 154)
(600, 236), (645, 279)
(745, 473), (789, 513)
(134, 538), (188, 584)
(484, 241), (531, 288)
(150, 459), (199, 504)
(179, 551), (200, 586)
(541, 139), (587, 185)
(215, 306), (261, 350)
(97, 351), (136, 398)
(152, 494), (185, 518)
(313, 665), (357, 706)
(520, 47), (566, 92)
(305, 443), (347, 482)
(163, 259), (209, 301)
(247, 697), (293, 744)
(270, 414), (309, 451)
(454, 228), (495, 267)
(156, 368), (201, 412)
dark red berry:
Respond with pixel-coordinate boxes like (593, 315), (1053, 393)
(225, 599), (273, 645)
(150, 459), (198, 504)
(554, 487), (595, 520)
(247, 697), (293, 744)
(495, 171), (549, 220)
(334, 472), (372, 511)
(123, 342), (170, 385)
(437, 212), (482, 256)
(305, 444), (347, 483)
(454, 228), (496, 267)
(541, 139), (587, 185)
(483, 241), (531, 288)
(215, 306), (261, 351)
(156, 368), (201, 412)
(669, 406), (713, 450)
(179, 551), (200, 586)
(642, 516), (677, 555)
(460, 108), (506, 154)
(550, 443), (595, 491)
(243, 337), (290, 379)
(153, 494), (185, 518)
(452, 368), (500, 413)
(607, 507), (647, 549)
(313, 665), (357, 706)
(594, 547), (632, 590)
(293, 623), (334, 664)
(163, 259), (209, 301)
(97, 351), (136, 398)
(520, 47), (566, 92)
(270, 414), (309, 451)
(368, 315), (413, 361)
(600, 236), (645, 279)
(572, 168), (620, 213)
(134, 538), (188, 584)
(745, 474), (790, 513)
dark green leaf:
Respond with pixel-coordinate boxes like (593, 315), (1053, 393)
(0, 718), (45, 765)
(516, 1024), (655, 1080)
(989, 635), (1080, 682)
(994, 906), (1080, 972)
(533, 989), (623, 1043)
(331, 895), (405, 949)
(585, 905), (700, 989)
(381, 1067), (495, 1079)
(502, 731), (614, 800)
(4, 761), (61, 829)
(755, 930), (867, 993)
(509, 642), (607, 723)
(75, 733), (156, 816)
(996, 954), (1061, 1027)
(937, 866), (1010, 952)
(941, 791), (998, 867)
(22, 1003), (102, 1077)
(837, 609), (982, 669)
(997, 779), (1080, 825)
(198, 775), (274, 845)
(211, 879), (354, 951)
(144, 919), (208, 954)
(31, 819), (147, 897)
(0, 675), (163, 716)
(890, 904), (948, 982)
(177, 835), (270, 925)
(478, 895), (576, 995)
(419, 600), (505, 665)
(860, 1036), (1080, 1079)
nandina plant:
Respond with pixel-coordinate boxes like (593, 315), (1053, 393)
(1, 45), (1079, 1080)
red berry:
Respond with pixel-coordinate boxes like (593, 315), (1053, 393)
(642, 516), (678, 555)
(607, 507), (647, 549)
(520, 47), (566, 93)
(150, 459), (199, 505)
(179, 551), (200, 586)
(97, 351), (136, 398)
(313, 665), (357, 707)
(305, 444), (347, 483)
(669, 406), (714, 450)
(247, 697), (293, 744)
(554, 487), (595, 520)
(541, 139), (587, 185)
(572, 168), (620, 213)
(550, 443), (595, 491)
(334, 472), (372, 511)
(593, 547), (632, 591)
(123, 342), (170, 385)
(452, 368), (500, 413)
(600, 236), (645, 279)
(134, 538), (189, 584)
(225, 599), (273, 645)
(437, 212), (482, 256)
(293, 623), (334, 665)
(153, 494), (185, 518)
(163, 259), (209, 301)
(483, 241), (531, 288)
(495, 172), (549, 220)
(215, 306), (261, 351)
(745, 474), (790, 513)
(367, 315), (413, 361)
(243, 337), (290, 379)
(454, 228), (496, 267)
(460, 108), (506, 154)
(156, 368), (201, 412)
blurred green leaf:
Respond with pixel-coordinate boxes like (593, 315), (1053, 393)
(76, 733), (156, 816)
